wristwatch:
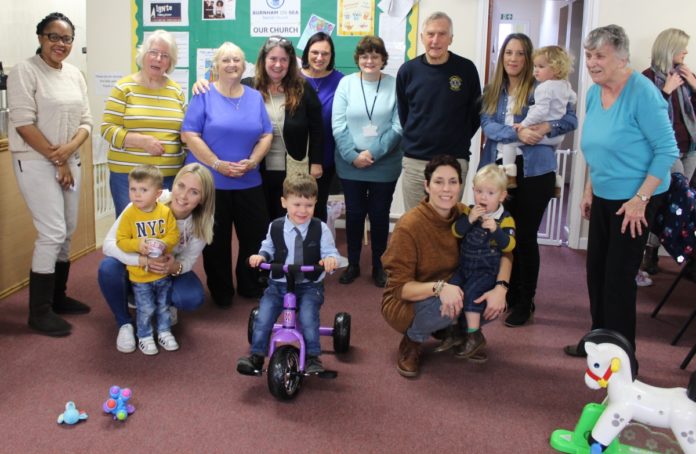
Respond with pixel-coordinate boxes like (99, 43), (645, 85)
(635, 192), (650, 203)
(495, 280), (510, 289)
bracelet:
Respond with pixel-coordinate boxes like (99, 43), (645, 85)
(171, 262), (184, 277)
(143, 257), (149, 273)
(495, 280), (510, 290)
(433, 280), (446, 298)
(212, 159), (221, 171)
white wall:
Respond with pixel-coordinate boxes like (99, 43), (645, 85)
(0, 1), (87, 72)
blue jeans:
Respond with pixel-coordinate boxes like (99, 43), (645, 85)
(98, 256), (205, 327)
(110, 172), (174, 217)
(340, 178), (397, 268)
(250, 280), (324, 356)
(132, 277), (172, 338)
(406, 296), (456, 343)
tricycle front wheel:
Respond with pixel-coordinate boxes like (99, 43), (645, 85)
(267, 345), (303, 400)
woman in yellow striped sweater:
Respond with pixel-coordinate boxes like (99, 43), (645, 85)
(101, 29), (186, 216)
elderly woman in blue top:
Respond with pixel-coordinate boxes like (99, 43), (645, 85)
(332, 36), (403, 288)
(479, 33), (577, 327)
(181, 42), (273, 307)
(565, 25), (678, 356)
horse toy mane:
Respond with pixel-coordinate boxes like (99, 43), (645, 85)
(581, 329), (696, 453)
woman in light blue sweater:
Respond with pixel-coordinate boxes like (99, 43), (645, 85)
(332, 36), (402, 287)
(565, 25), (678, 357)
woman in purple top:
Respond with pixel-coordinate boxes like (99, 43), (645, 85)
(181, 42), (273, 307)
(300, 32), (344, 221)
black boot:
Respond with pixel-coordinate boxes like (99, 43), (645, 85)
(684, 259), (696, 283)
(28, 272), (72, 337)
(640, 245), (659, 275)
(53, 261), (90, 314)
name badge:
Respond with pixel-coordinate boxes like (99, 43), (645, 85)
(362, 124), (378, 137)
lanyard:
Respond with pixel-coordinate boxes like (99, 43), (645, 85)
(360, 72), (382, 123)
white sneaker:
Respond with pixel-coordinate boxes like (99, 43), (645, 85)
(138, 336), (159, 355)
(116, 324), (136, 353)
(169, 306), (178, 326)
(635, 270), (653, 287)
(158, 331), (180, 351)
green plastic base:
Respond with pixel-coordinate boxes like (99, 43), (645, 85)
(550, 403), (657, 454)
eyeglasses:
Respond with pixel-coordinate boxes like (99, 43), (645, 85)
(146, 50), (171, 60)
(41, 33), (74, 44)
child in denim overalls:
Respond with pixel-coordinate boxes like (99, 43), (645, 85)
(449, 164), (516, 358)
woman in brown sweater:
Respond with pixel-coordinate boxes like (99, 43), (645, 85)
(381, 155), (511, 377)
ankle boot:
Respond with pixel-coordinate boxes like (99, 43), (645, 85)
(28, 272), (72, 337)
(640, 245), (660, 275)
(53, 261), (90, 314)
(397, 335), (421, 377)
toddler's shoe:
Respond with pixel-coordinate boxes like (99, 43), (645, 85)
(454, 330), (486, 359)
(433, 333), (464, 353)
(305, 355), (325, 374)
(237, 354), (264, 376)
(138, 336), (159, 355)
(502, 164), (517, 188)
(116, 323), (136, 353)
(158, 331), (180, 351)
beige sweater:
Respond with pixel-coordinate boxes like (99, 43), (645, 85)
(381, 200), (463, 334)
(7, 54), (92, 159)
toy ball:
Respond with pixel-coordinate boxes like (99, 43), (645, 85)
(57, 401), (88, 425)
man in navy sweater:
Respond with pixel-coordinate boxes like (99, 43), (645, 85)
(396, 11), (482, 210)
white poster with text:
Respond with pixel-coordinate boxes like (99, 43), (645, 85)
(250, 0), (301, 37)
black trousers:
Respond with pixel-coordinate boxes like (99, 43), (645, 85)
(261, 169), (287, 221)
(203, 186), (269, 299)
(503, 155), (555, 310)
(586, 193), (664, 349)
(314, 165), (335, 222)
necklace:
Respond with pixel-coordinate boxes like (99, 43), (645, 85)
(228, 97), (242, 110)
(308, 76), (323, 93)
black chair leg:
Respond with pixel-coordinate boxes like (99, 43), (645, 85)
(672, 306), (696, 345)
(651, 261), (689, 318)
(680, 343), (696, 370)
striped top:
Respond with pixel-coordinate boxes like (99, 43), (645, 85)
(101, 74), (186, 176)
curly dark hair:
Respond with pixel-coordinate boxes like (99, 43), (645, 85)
(35, 12), (75, 55)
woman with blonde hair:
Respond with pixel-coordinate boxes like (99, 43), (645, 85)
(99, 163), (216, 353)
(639, 28), (696, 279)
(102, 29), (186, 216)
(480, 33), (577, 327)
(182, 41), (273, 306)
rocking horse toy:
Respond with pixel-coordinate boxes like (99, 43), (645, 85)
(550, 329), (696, 454)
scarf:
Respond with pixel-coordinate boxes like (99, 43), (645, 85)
(651, 66), (696, 147)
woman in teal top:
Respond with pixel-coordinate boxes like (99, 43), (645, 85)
(565, 25), (678, 356)
(332, 36), (402, 287)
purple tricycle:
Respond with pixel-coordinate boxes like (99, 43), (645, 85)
(247, 262), (351, 400)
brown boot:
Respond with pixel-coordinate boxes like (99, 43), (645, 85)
(454, 330), (486, 359)
(397, 335), (421, 378)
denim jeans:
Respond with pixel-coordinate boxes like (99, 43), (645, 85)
(340, 178), (397, 268)
(250, 280), (324, 356)
(132, 277), (172, 338)
(110, 171), (174, 217)
(98, 256), (205, 327)
(406, 296), (456, 343)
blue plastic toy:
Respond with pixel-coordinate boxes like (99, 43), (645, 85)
(57, 401), (88, 425)
(103, 385), (135, 421)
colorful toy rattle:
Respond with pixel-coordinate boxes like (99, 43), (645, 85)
(57, 401), (88, 425)
(103, 385), (135, 421)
